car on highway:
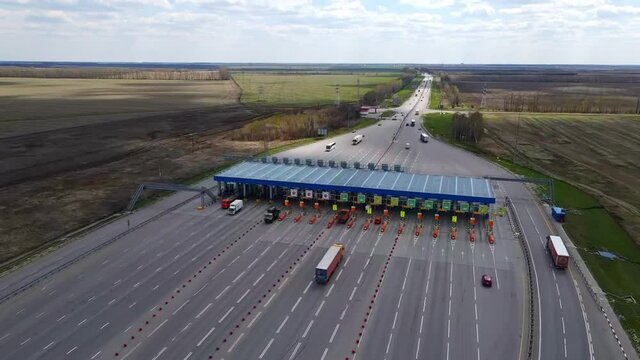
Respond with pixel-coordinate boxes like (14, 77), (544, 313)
(405, 142), (411, 149)
(482, 274), (492, 287)
(378, 122), (382, 126)
(373, 215), (382, 225)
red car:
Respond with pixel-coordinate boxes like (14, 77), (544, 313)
(373, 216), (382, 225)
(481, 274), (492, 287)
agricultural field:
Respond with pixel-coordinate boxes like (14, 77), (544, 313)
(428, 67), (640, 113)
(233, 72), (401, 106)
(0, 78), (239, 137)
(0, 75), (270, 263)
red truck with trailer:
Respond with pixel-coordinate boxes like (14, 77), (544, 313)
(221, 194), (239, 209)
(547, 235), (570, 268)
(315, 244), (345, 284)
(336, 209), (351, 224)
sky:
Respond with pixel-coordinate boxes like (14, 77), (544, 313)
(0, 0), (639, 64)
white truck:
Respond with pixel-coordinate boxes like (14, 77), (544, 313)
(352, 134), (364, 145)
(228, 199), (243, 215)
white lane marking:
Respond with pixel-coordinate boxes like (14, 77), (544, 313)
(564, 337), (568, 358)
(196, 303), (213, 319)
(386, 333), (393, 354)
(253, 274), (265, 286)
(91, 350), (101, 359)
(348, 286), (358, 302)
(344, 257), (351, 267)
(476, 323), (480, 343)
(124, 325), (133, 333)
(100, 322), (109, 330)
(291, 297), (302, 312)
(340, 304), (349, 320)
(364, 258), (370, 268)
(197, 326), (216, 347)
(326, 284), (335, 297)
(278, 278), (289, 290)
(559, 297), (563, 309)
(289, 342), (302, 360)
(397, 293), (403, 308)
(66, 346), (77, 355)
(446, 342), (450, 360)
(88, 296), (96, 302)
(43, 341), (54, 350)
(152, 284), (159, 291)
(152, 346), (167, 360)
(215, 286), (230, 300)
(16, 309), (24, 315)
(237, 289), (251, 304)
(392, 311), (398, 329)
(315, 300), (326, 316)
(20, 338), (30, 346)
(248, 311), (262, 328)
(148, 319), (168, 337)
(211, 268), (226, 281)
(335, 269), (343, 281)
(259, 338), (274, 359)
(121, 342), (141, 360)
(264, 293), (277, 307)
(320, 347), (329, 360)
(108, 298), (116, 305)
(556, 282), (561, 296)
(228, 332), (245, 352)
(137, 265), (144, 270)
(78, 318), (87, 326)
(561, 317), (566, 334)
(303, 281), (313, 294)
(36, 311), (45, 318)
(447, 319), (451, 338)
(329, 323), (340, 343)
(180, 322), (192, 333)
(57, 315), (66, 322)
(266, 260), (278, 272)
(230, 255), (240, 265)
(173, 300), (190, 315)
(129, 302), (137, 308)
(113, 279), (122, 286)
(155, 267), (162, 273)
(219, 306), (235, 323)
(302, 320), (314, 338)
(248, 258), (259, 269)
(183, 352), (192, 360)
(276, 315), (290, 333)
(173, 269), (180, 275)
(416, 337), (421, 359)
(194, 283), (208, 297)
(133, 282), (141, 288)
(420, 315), (424, 333)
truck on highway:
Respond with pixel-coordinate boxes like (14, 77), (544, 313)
(315, 244), (345, 284)
(352, 134), (364, 145)
(547, 235), (570, 268)
(336, 209), (351, 224)
(410, 119), (416, 127)
(415, 110), (419, 115)
(221, 194), (239, 209)
(420, 133), (429, 143)
(264, 206), (281, 223)
(227, 199), (243, 215)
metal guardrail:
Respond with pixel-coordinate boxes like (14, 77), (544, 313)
(0, 192), (202, 304)
(505, 196), (536, 360)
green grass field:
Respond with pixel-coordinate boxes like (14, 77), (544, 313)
(424, 112), (640, 351)
(430, 77), (442, 109)
(233, 72), (401, 106)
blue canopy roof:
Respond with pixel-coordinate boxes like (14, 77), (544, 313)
(214, 162), (495, 204)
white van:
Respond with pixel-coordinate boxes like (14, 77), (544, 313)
(325, 142), (336, 152)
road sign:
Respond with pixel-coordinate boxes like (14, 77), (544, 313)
(332, 204), (338, 211)
(479, 205), (489, 215)
(497, 207), (506, 216)
(407, 198), (416, 208)
(425, 200), (434, 210)
(400, 210), (405, 218)
(459, 202), (469, 212)
(340, 192), (349, 202)
(305, 190), (313, 199)
(452, 215), (458, 224)
(322, 191), (330, 200)
(357, 194), (366, 203)
(290, 189), (298, 197)
(367, 207), (372, 215)
(442, 200), (451, 211)
(373, 195), (382, 205)
(390, 197), (399, 207)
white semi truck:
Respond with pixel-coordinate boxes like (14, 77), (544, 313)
(228, 199), (243, 215)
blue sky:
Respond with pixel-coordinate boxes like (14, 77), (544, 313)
(0, 0), (638, 64)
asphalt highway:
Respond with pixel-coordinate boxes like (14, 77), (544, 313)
(0, 74), (635, 360)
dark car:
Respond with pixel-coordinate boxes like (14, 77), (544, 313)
(373, 215), (382, 225)
(481, 274), (492, 287)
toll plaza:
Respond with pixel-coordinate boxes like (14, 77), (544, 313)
(213, 159), (495, 215)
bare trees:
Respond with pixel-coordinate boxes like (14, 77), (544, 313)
(452, 112), (484, 143)
(0, 67), (227, 80)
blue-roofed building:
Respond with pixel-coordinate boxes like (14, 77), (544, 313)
(214, 161), (495, 212)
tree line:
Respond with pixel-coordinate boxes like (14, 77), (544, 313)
(0, 67), (230, 80)
(452, 112), (484, 143)
(361, 69), (417, 106)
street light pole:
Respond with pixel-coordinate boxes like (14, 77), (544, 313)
(512, 113), (521, 165)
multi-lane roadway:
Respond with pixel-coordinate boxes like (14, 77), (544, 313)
(0, 74), (635, 360)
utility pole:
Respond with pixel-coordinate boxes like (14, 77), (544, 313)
(335, 84), (340, 107)
(356, 78), (360, 105)
(480, 82), (487, 109)
(512, 113), (521, 165)
(636, 97), (639, 114)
